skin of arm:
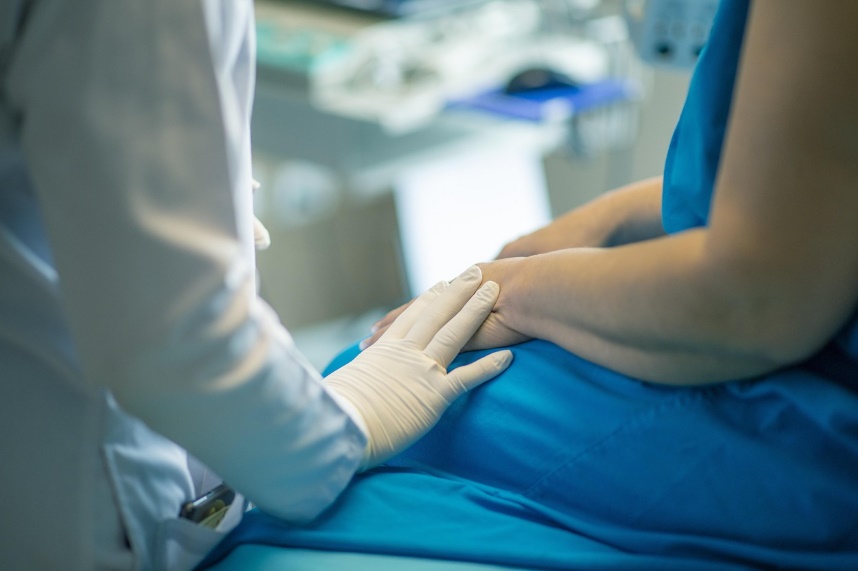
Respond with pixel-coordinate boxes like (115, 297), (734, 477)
(477, 0), (858, 385)
(366, 178), (666, 348)
(496, 176), (666, 258)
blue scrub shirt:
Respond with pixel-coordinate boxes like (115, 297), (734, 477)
(662, 0), (749, 233)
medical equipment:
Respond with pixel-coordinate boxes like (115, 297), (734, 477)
(179, 483), (237, 526)
(310, 0), (487, 16)
(255, 0), (635, 134)
(623, 0), (718, 69)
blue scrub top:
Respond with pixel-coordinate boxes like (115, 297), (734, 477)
(662, 0), (749, 234)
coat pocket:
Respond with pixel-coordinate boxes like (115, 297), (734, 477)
(156, 494), (246, 571)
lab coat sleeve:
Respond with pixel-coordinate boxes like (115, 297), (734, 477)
(3, 0), (365, 521)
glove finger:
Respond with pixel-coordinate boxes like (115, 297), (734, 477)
(404, 266), (482, 348)
(361, 300), (413, 349)
(359, 323), (387, 350)
(442, 350), (514, 400)
(371, 299), (412, 333)
(380, 280), (448, 342)
(424, 281), (499, 367)
(253, 217), (271, 250)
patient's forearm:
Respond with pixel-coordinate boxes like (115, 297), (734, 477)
(497, 229), (813, 385)
(598, 176), (666, 247)
(496, 177), (665, 259)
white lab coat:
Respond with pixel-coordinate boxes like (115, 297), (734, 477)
(0, 1), (365, 569)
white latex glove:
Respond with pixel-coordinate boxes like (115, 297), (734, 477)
(324, 265), (513, 470)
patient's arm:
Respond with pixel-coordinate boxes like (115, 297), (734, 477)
(365, 178), (665, 349)
(497, 176), (665, 259)
(474, 1), (858, 384)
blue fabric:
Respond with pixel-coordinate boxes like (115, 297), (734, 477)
(200, 2), (858, 569)
(662, 0), (749, 234)
(201, 341), (858, 570)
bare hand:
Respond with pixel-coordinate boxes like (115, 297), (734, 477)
(461, 258), (530, 350)
(496, 205), (609, 259)
(498, 178), (667, 258)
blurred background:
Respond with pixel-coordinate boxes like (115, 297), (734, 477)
(249, 0), (702, 368)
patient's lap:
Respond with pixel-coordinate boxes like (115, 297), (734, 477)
(326, 340), (858, 552)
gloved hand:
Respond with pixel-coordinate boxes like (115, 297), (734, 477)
(324, 265), (513, 470)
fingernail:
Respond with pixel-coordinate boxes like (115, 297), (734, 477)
(359, 339), (369, 350)
(458, 265), (481, 282)
(370, 323), (379, 333)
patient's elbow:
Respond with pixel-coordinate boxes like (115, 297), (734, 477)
(755, 326), (826, 371)
(700, 245), (850, 372)
(722, 297), (835, 372)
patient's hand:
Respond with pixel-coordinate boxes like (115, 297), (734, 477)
(497, 208), (605, 259)
(499, 177), (665, 258)
(365, 260), (531, 352)
(464, 259), (531, 350)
